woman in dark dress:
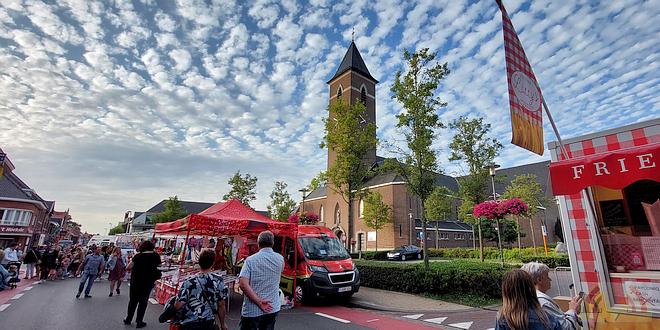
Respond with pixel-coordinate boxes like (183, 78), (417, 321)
(107, 247), (127, 297)
(123, 240), (161, 328)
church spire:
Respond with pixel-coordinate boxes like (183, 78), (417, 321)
(327, 41), (378, 84)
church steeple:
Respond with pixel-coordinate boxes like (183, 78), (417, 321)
(328, 41), (378, 84)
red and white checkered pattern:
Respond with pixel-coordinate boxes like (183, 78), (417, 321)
(498, 0), (543, 125)
(552, 121), (660, 312)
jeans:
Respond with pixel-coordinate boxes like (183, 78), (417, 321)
(239, 312), (279, 330)
(78, 271), (96, 295)
(126, 282), (154, 324)
(25, 263), (35, 278)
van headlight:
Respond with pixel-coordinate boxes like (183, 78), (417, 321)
(309, 265), (327, 273)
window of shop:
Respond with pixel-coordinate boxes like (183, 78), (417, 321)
(0, 208), (33, 226)
(590, 180), (660, 312)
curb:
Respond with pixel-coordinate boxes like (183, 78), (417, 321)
(346, 299), (479, 314)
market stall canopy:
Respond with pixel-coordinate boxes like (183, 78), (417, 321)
(550, 143), (659, 195)
(154, 199), (295, 236)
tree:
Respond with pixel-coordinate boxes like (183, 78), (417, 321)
(108, 224), (125, 235)
(503, 174), (549, 250)
(425, 186), (454, 220)
(391, 48), (450, 269)
(321, 98), (378, 251)
(151, 196), (188, 224)
(223, 171), (258, 208)
(362, 191), (392, 251)
(481, 218), (520, 245)
(267, 181), (297, 221)
(306, 170), (327, 192)
(448, 116), (502, 261)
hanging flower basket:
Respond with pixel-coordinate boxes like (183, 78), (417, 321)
(288, 211), (320, 225)
(473, 198), (529, 220)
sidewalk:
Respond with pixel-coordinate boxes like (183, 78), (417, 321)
(349, 287), (476, 313)
(0, 267), (39, 307)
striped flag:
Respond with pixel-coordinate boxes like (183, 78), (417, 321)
(497, 0), (544, 155)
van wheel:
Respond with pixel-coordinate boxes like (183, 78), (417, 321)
(295, 285), (305, 304)
(401, 255), (406, 261)
(417, 253), (422, 260)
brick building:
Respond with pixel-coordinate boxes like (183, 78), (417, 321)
(301, 42), (561, 252)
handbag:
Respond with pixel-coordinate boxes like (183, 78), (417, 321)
(159, 295), (186, 323)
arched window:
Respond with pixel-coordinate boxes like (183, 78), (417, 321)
(334, 203), (341, 224)
(359, 199), (364, 218)
(360, 86), (367, 105)
(337, 85), (343, 98)
(319, 205), (324, 223)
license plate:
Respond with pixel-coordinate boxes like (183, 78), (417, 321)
(338, 286), (352, 293)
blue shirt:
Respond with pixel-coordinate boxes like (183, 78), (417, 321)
(238, 247), (284, 317)
(82, 254), (105, 275)
(495, 310), (562, 330)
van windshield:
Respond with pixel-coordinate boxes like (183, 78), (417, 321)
(299, 237), (350, 260)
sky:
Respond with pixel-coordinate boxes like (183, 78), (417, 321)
(1, 0), (658, 234)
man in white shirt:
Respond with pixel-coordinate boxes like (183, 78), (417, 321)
(522, 262), (583, 330)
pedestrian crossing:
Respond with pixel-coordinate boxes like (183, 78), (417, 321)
(401, 312), (494, 330)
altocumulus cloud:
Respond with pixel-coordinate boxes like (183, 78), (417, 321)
(0, 0), (658, 233)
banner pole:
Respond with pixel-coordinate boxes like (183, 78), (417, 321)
(542, 99), (570, 160)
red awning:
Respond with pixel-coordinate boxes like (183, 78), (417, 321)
(550, 143), (660, 195)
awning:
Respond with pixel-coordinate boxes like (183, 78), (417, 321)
(549, 143), (660, 195)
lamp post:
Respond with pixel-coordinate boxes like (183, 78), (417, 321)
(298, 188), (308, 219)
(484, 163), (504, 267)
(536, 205), (549, 256)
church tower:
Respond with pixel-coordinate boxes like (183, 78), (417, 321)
(326, 41), (378, 169)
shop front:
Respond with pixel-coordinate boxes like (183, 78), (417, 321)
(0, 208), (36, 248)
(549, 119), (659, 328)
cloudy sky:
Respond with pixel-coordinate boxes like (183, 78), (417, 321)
(1, 0), (658, 234)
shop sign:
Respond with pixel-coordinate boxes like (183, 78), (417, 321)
(0, 226), (30, 234)
(624, 281), (660, 313)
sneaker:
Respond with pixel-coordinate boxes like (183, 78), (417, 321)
(76, 293), (81, 299)
(84, 294), (92, 298)
(116, 288), (120, 295)
(109, 292), (113, 297)
(136, 322), (147, 328)
(123, 319), (131, 325)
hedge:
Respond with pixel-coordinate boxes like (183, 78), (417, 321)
(352, 247), (563, 262)
(519, 255), (570, 268)
(356, 259), (513, 298)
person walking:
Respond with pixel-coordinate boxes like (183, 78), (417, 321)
(238, 231), (284, 330)
(123, 240), (161, 328)
(23, 246), (40, 279)
(76, 246), (105, 298)
(48, 246), (61, 280)
(173, 249), (228, 330)
(107, 247), (127, 297)
(495, 269), (562, 330)
(521, 262), (583, 329)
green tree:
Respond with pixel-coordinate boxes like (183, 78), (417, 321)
(267, 181), (296, 221)
(425, 186), (454, 220)
(448, 116), (502, 261)
(223, 171), (258, 207)
(503, 174), (548, 249)
(108, 224), (126, 235)
(151, 196), (188, 224)
(321, 98), (378, 251)
(481, 218), (519, 245)
(391, 48), (450, 269)
(306, 170), (327, 192)
(362, 191), (392, 252)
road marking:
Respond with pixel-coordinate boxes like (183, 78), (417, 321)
(314, 312), (351, 324)
(366, 319), (379, 323)
(448, 321), (473, 329)
(148, 298), (158, 304)
(0, 304), (10, 312)
(403, 314), (424, 319)
(486, 328), (495, 330)
(11, 293), (23, 300)
(423, 317), (447, 324)
(23, 286), (33, 291)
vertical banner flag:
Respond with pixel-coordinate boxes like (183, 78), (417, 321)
(497, 0), (544, 155)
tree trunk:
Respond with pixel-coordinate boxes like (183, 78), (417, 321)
(421, 199), (429, 269)
(375, 229), (377, 252)
(478, 220), (484, 262)
(347, 194), (354, 253)
(529, 216), (537, 254)
(516, 216), (522, 249)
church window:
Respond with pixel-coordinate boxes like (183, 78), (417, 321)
(337, 86), (343, 98)
(359, 199), (364, 218)
(319, 205), (324, 222)
(360, 86), (367, 105)
(334, 203), (340, 224)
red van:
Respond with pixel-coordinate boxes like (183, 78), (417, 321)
(275, 225), (360, 303)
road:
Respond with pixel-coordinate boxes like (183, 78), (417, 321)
(0, 277), (462, 330)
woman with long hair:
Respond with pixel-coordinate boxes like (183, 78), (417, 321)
(496, 269), (561, 330)
(107, 247), (127, 297)
(123, 240), (161, 328)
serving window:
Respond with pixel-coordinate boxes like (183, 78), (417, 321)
(591, 180), (660, 313)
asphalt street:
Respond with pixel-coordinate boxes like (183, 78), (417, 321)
(0, 277), (374, 330)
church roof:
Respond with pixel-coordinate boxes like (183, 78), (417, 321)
(328, 41), (378, 83)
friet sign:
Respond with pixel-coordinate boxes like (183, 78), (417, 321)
(550, 143), (660, 195)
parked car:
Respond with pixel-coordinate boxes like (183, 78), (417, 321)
(387, 245), (423, 261)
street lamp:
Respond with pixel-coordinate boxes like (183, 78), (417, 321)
(535, 205), (549, 256)
(298, 188), (308, 218)
(484, 163), (504, 267)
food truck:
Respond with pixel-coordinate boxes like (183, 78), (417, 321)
(548, 118), (659, 328)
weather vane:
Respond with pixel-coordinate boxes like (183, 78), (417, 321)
(352, 27), (355, 42)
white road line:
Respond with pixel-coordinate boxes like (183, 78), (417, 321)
(314, 312), (351, 324)
(0, 304), (10, 312)
(23, 286), (33, 291)
(423, 317), (447, 324)
(447, 321), (473, 329)
(403, 314), (424, 319)
(148, 298), (158, 304)
(11, 293), (24, 300)
(485, 328), (495, 330)
(366, 319), (379, 323)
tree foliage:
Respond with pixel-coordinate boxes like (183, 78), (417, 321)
(390, 48), (450, 269)
(223, 171), (258, 208)
(267, 181), (297, 221)
(481, 219), (521, 244)
(502, 174), (548, 216)
(321, 98), (378, 250)
(306, 170), (327, 192)
(425, 186), (454, 220)
(152, 196), (188, 224)
(362, 191), (392, 252)
(108, 224), (126, 235)
(449, 117), (503, 174)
